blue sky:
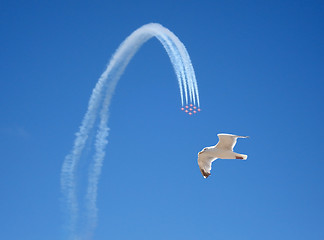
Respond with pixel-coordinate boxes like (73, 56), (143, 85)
(1, 0), (323, 239)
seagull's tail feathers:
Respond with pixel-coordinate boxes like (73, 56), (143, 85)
(235, 154), (248, 160)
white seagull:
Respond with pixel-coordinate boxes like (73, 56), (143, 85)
(198, 133), (249, 178)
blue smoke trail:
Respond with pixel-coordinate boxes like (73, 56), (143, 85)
(61, 23), (200, 239)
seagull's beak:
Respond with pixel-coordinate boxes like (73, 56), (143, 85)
(238, 135), (249, 138)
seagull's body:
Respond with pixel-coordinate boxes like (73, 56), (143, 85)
(198, 133), (248, 178)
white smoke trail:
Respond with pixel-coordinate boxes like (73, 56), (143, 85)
(61, 23), (200, 239)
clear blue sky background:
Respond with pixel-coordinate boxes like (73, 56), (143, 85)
(1, 0), (323, 239)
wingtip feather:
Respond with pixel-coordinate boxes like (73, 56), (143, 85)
(200, 169), (211, 178)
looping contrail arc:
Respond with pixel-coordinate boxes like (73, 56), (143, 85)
(61, 23), (200, 239)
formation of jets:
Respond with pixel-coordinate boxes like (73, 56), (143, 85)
(181, 104), (201, 115)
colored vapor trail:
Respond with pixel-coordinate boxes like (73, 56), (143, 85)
(61, 23), (200, 239)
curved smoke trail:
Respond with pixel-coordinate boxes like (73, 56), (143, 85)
(61, 23), (200, 239)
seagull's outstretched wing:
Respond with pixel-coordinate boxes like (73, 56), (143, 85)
(198, 151), (217, 178)
(216, 134), (248, 151)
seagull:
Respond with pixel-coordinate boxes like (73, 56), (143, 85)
(198, 133), (248, 178)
